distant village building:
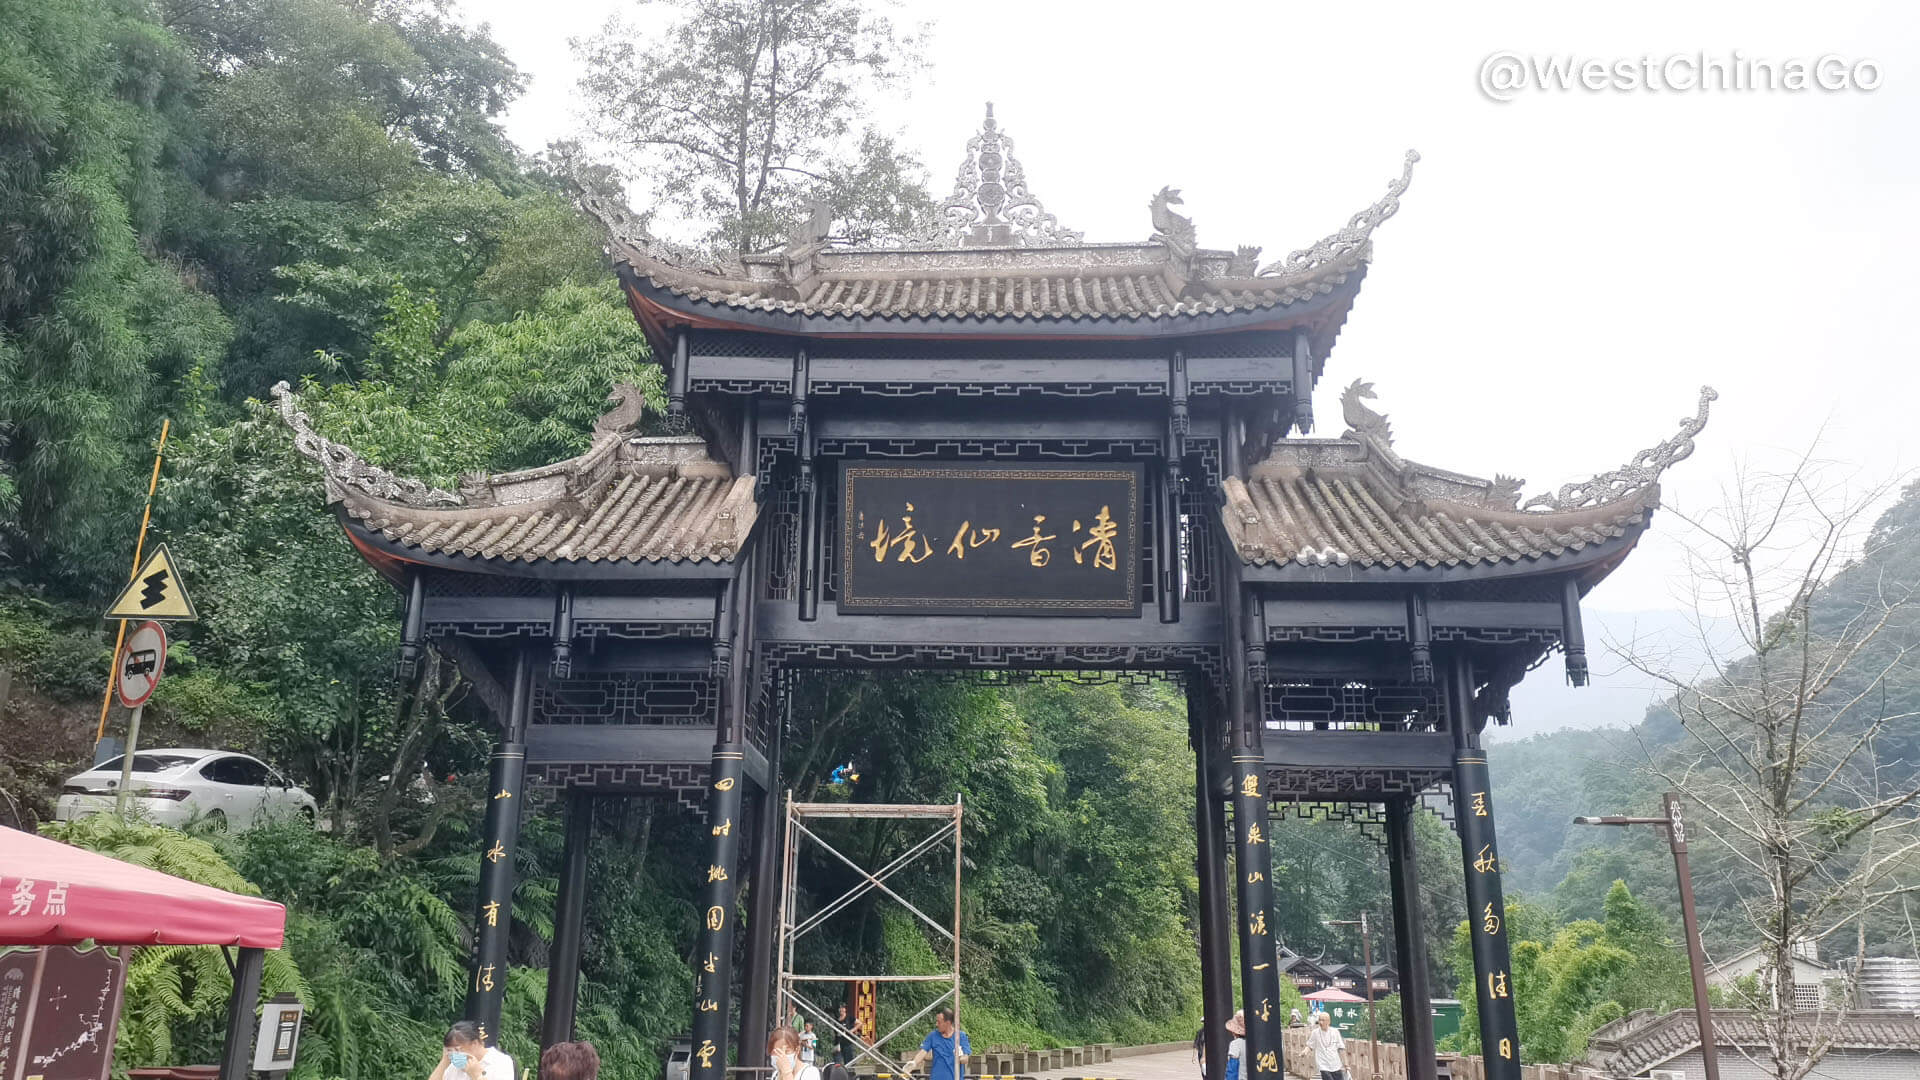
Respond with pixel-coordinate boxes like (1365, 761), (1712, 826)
(1706, 944), (1846, 1011)
(1277, 949), (1332, 994)
(1586, 1008), (1920, 1080)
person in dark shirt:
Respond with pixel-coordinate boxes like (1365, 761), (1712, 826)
(834, 1003), (859, 1065)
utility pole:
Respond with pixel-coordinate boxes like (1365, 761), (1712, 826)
(1573, 792), (1720, 1080)
(1326, 914), (1378, 1080)
(95, 419), (170, 749)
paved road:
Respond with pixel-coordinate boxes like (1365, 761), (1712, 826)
(1027, 1049), (1197, 1080)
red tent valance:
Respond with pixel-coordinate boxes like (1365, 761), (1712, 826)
(0, 826), (285, 949)
(1305, 987), (1368, 1003)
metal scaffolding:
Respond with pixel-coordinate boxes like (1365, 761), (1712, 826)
(775, 796), (964, 1076)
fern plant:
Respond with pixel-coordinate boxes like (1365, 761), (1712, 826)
(40, 817), (309, 1073)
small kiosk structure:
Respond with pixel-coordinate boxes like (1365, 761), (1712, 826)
(0, 826), (287, 1080)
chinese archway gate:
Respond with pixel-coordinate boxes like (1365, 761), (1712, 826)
(278, 106), (1713, 1080)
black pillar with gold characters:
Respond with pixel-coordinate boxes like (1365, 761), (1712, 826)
(464, 646), (534, 1040)
(1189, 684), (1233, 1080)
(1448, 656), (1521, 1079)
(738, 691), (789, 1052)
(1387, 796), (1438, 1080)
(1230, 753), (1283, 1079)
(691, 745), (747, 1080)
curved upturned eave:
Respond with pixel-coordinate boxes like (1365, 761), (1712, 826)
(337, 511), (744, 581)
(1238, 525), (1648, 586)
(617, 264), (1366, 342)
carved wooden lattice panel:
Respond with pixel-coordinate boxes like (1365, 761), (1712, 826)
(537, 671), (718, 726)
(1263, 678), (1448, 733)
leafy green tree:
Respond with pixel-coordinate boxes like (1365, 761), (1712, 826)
(1444, 882), (1693, 1064)
(0, 0), (230, 587)
(577, 0), (934, 254)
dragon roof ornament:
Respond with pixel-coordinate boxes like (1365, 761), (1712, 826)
(915, 103), (1084, 249)
(577, 186), (745, 278)
(1523, 387), (1719, 512)
(271, 381), (463, 508)
(1259, 150), (1420, 278)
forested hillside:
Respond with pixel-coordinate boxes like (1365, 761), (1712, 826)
(1487, 477), (1920, 959)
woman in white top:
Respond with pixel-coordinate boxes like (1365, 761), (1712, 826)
(771, 1027), (823, 1080)
(429, 1021), (516, 1080)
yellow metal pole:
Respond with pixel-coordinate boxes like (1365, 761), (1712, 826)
(94, 419), (170, 744)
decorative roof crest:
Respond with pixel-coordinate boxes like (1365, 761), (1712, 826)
(918, 103), (1084, 248)
(576, 186), (745, 278)
(271, 381), (463, 508)
(1149, 186), (1197, 260)
(1259, 150), (1420, 278)
(1523, 387), (1719, 511)
(1340, 378), (1393, 447)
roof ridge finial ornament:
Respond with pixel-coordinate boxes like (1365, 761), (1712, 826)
(271, 381), (464, 508)
(1522, 386), (1719, 511)
(1149, 186), (1197, 261)
(1340, 378), (1393, 447)
(919, 102), (1084, 248)
(1259, 150), (1420, 278)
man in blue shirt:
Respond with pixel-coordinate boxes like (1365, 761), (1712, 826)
(904, 1009), (970, 1080)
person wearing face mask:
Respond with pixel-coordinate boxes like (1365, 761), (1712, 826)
(770, 1027), (822, 1080)
(429, 1021), (515, 1080)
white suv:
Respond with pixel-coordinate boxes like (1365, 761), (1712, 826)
(55, 748), (318, 831)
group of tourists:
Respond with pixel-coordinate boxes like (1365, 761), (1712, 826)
(430, 1022), (599, 1080)
(426, 1005), (965, 1080)
(1194, 1010), (1351, 1080)
(772, 1005), (969, 1080)
(777, 1001), (874, 1073)
(426, 1001), (967, 1080)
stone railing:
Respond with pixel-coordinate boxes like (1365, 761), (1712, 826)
(974, 1043), (1116, 1075)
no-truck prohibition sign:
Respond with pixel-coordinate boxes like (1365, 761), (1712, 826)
(116, 621), (168, 708)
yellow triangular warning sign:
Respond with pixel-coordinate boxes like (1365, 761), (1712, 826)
(106, 543), (199, 621)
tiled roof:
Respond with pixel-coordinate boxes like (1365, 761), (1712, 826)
(1222, 384), (1718, 573)
(584, 108), (1416, 329)
(1588, 1009), (1920, 1075)
(344, 465), (755, 564)
(1220, 438), (1653, 572)
(622, 244), (1363, 323)
(274, 382), (757, 567)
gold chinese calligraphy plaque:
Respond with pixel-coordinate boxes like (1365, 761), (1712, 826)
(838, 463), (1143, 615)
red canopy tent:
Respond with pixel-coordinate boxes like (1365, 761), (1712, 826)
(0, 825), (285, 948)
(1, 826), (287, 1080)
(1304, 987), (1368, 1003)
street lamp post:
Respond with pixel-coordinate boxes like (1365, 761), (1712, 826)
(1572, 792), (1720, 1080)
(1326, 914), (1378, 1080)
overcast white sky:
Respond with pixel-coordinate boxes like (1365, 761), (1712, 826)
(463, 0), (1919, 733)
